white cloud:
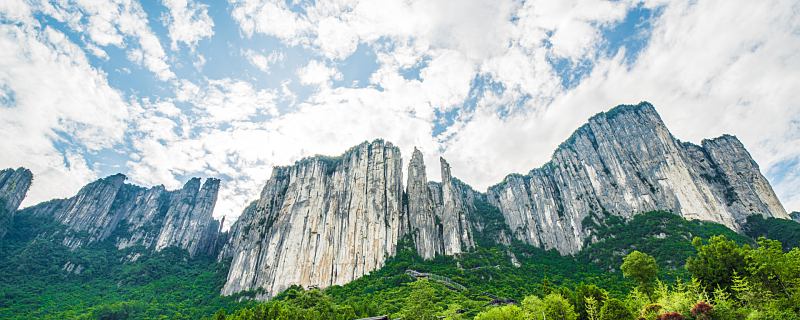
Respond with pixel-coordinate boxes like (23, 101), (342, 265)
(39, 0), (175, 80)
(441, 0), (800, 212)
(189, 79), (278, 124)
(243, 49), (284, 73)
(3, 0), (799, 227)
(162, 0), (214, 50)
(0, 24), (130, 207)
(297, 60), (342, 87)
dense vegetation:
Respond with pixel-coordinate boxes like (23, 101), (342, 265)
(220, 235), (800, 320)
(742, 215), (800, 250)
(0, 214), (247, 319)
(1, 210), (798, 319)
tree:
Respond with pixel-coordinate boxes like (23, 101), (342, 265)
(397, 279), (440, 320)
(474, 305), (524, 320)
(599, 298), (634, 320)
(573, 284), (608, 320)
(685, 236), (748, 291)
(522, 293), (578, 320)
(621, 251), (658, 297)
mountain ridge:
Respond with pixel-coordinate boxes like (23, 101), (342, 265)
(0, 101), (791, 301)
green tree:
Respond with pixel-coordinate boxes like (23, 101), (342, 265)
(573, 284), (607, 320)
(522, 293), (578, 320)
(621, 251), (658, 297)
(685, 236), (748, 291)
(599, 298), (634, 320)
(474, 305), (524, 320)
(397, 279), (440, 320)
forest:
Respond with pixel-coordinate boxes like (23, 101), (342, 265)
(0, 211), (798, 319)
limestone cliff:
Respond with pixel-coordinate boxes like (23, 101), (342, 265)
(213, 102), (788, 298)
(0, 167), (33, 238)
(219, 140), (404, 298)
(487, 102), (788, 254)
(404, 148), (443, 259)
(19, 174), (223, 257)
(403, 150), (482, 259)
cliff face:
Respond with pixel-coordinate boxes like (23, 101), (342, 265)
(20, 174), (223, 257)
(792, 212), (800, 223)
(0, 167), (33, 238)
(487, 102), (788, 254)
(404, 150), (480, 259)
(219, 140), (404, 298)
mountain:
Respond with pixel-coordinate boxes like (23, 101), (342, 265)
(792, 211), (800, 223)
(216, 101), (788, 299)
(0, 167), (33, 239)
(0, 101), (790, 306)
(487, 103), (787, 254)
(18, 174), (224, 257)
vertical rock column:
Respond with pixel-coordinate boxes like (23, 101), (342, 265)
(405, 148), (443, 259)
(0, 167), (33, 238)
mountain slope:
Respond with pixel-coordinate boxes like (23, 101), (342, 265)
(487, 102), (786, 255)
(217, 101), (789, 298)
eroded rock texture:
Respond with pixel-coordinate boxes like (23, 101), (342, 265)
(20, 174), (223, 257)
(219, 102), (788, 298)
(403, 151), (483, 259)
(0, 167), (33, 238)
(219, 140), (404, 298)
(487, 102), (788, 254)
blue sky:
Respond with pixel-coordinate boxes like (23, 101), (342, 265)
(1, 0), (798, 224)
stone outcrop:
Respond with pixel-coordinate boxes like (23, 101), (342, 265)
(487, 102), (789, 254)
(219, 140), (404, 298)
(20, 174), (223, 257)
(404, 148), (443, 259)
(403, 151), (483, 259)
(429, 158), (476, 255)
(792, 211), (800, 223)
(0, 167), (33, 238)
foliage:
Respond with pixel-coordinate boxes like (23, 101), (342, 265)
(521, 293), (578, 320)
(621, 251), (659, 297)
(743, 215), (800, 250)
(0, 214), (245, 319)
(473, 305), (524, 320)
(2, 207), (800, 320)
(685, 235), (749, 291)
(580, 211), (748, 277)
(598, 298), (634, 320)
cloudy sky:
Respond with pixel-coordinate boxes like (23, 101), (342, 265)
(1, 0), (798, 226)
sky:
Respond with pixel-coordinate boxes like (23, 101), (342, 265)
(1, 0), (798, 227)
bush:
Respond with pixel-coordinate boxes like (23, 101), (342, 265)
(599, 298), (634, 320)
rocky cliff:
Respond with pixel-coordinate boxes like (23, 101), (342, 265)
(487, 102), (788, 254)
(219, 140), (405, 298)
(19, 174), (223, 257)
(404, 150), (480, 258)
(0, 167), (33, 238)
(792, 211), (800, 223)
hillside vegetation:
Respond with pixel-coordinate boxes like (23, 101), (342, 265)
(1, 211), (798, 319)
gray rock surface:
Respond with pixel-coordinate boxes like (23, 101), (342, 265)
(0, 167), (33, 238)
(20, 174), (223, 257)
(219, 140), (404, 298)
(404, 148), (443, 259)
(487, 102), (788, 254)
(403, 151), (488, 259)
(791, 211), (800, 223)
